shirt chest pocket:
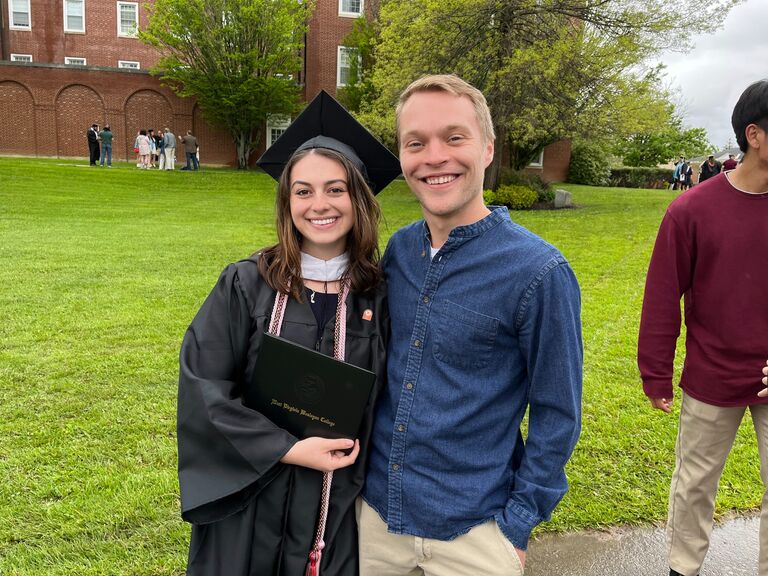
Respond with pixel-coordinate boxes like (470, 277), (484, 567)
(432, 300), (499, 370)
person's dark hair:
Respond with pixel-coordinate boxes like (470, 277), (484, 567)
(258, 147), (382, 300)
(104, 125), (110, 131)
(139, 129), (147, 136)
(731, 79), (768, 153)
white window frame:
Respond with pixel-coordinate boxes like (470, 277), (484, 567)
(528, 150), (544, 168)
(9, 0), (31, 30)
(266, 115), (291, 148)
(338, 0), (363, 18)
(117, 2), (138, 38)
(10, 53), (33, 62)
(336, 46), (359, 87)
(64, 56), (87, 66)
(118, 60), (140, 69)
(64, 0), (85, 33)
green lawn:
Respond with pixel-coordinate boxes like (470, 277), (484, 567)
(0, 158), (762, 574)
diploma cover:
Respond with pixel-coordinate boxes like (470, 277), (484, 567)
(245, 333), (375, 440)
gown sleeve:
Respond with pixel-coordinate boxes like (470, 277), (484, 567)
(177, 264), (298, 523)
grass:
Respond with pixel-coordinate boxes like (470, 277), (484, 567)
(0, 158), (762, 574)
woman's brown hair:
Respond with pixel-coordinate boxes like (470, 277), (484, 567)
(257, 147), (382, 300)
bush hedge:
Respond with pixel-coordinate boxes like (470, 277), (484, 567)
(609, 167), (671, 189)
(499, 168), (555, 203)
(568, 142), (611, 186)
(485, 185), (538, 210)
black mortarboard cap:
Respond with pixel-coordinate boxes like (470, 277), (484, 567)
(256, 90), (400, 194)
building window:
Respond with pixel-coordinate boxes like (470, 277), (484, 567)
(9, 0), (31, 29)
(336, 46), (359, 87)
(64, 0), (85, 33)
(118, 60), (140, 69)
(10, 53), (33, 62)
(266, 115), (291, 148)
(338, 0), (363, 17)
(528, 150), (544, 168)
(65, 56), (87, 66)
(117, 2), (138, 37)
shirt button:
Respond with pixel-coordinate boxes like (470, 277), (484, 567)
(422, 296), (429, 304)
(405, 382), (413, 390)
(392, 464), (400, 471)
(414, 339), (421, 347)
(397, 424), (405, 432)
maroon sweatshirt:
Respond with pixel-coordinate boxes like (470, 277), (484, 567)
(638, 173), (768, 406)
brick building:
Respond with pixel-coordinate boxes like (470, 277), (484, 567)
(0, 0), (568, 179)
(0, 0), (379, 165)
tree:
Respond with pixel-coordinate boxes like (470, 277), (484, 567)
(356, 0), (741, 189)
(140, 0), (314, 169)
(616, 116), (714, 167)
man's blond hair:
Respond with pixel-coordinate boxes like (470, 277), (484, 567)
(396, 74), (495, 144)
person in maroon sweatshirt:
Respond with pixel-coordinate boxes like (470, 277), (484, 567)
(638, 79), (768, 576)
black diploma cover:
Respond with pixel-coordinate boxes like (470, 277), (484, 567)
(245, 334), (375, 440)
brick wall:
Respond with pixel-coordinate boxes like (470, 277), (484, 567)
(304, 0), (378, 100)
(6, 0), (161, 69)
(524, 140), (572, 183)
(0, 62), (237, 164)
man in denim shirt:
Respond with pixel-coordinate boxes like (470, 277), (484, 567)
(360, 75), (582, 575)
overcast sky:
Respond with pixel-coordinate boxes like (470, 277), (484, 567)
(656, 0), (768, 150)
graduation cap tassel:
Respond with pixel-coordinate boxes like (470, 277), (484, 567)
(269, 280), (351, 576)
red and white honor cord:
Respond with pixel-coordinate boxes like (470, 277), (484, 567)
(268, 280), (350, 576)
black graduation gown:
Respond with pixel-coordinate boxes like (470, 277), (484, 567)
(178, 257), (388, 576)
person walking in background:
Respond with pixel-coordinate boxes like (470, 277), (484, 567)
(98, 125), (113, 167)
(136, 129), (151, 169)
(157, 129), (166, 171)
(180, 130), (199, 171)
(680, 161), (693, 191)
(638, 80), (768, 576)
(163, 128), (176, 170)
(153, 129), (164, 168)
(671, 156), (685, 190)
(722, 153), (738, 171)
(360, 74), (582, 576)
(87, 123), (100, 166)
(147, 129), (157, 168)
(698, 154), (721, 183)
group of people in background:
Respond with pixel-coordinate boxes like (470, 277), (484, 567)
(671, 152), (739, 190)
(86, 124), (199, 171)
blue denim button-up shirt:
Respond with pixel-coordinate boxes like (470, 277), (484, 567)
(363, 207), (582, 550)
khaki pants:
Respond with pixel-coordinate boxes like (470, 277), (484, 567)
(668, 392), (768, 575)
(358, 499), (524, 576)
(164, 148), (175, 170)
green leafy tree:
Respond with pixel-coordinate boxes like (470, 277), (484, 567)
(360, 0), (741, 189)
(140, 0), (315, 169)
(336, 16), (379, 113)
(616, 115), (713, 167)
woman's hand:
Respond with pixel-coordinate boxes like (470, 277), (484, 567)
(280, 437), (360, 472)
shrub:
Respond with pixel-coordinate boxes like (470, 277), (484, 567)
(495, 185), (538, 210)
(568, 142), (611, 186)
(499, 167), (554, 203)
(609, 167), (672, 189)
(483, 189), (496, 205)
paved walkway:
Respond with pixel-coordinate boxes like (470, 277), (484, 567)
(526, 516), (759, 576)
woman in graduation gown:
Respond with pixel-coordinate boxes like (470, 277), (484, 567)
(177, 92), (401, 576)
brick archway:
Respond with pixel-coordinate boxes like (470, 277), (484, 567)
(124, 89), (174, 162)
(55, 84), (105, 158)
(0, 81), (36, 154)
